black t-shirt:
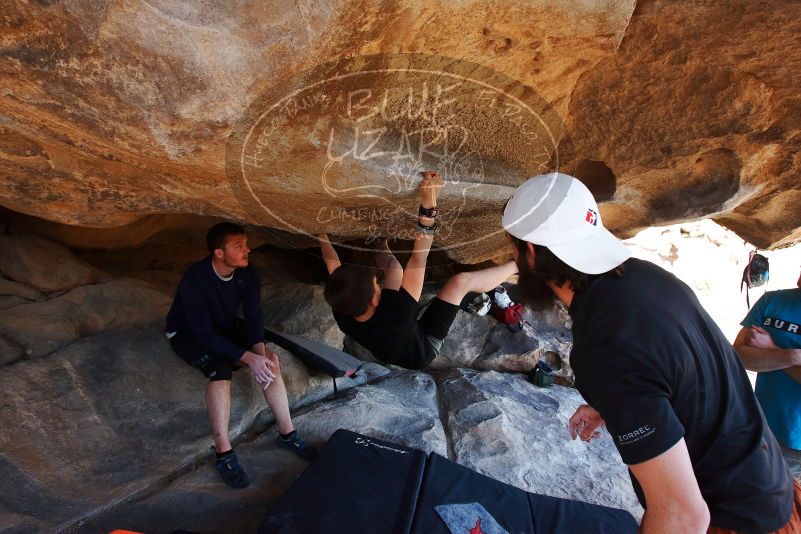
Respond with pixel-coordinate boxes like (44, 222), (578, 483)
(569, 258), (792, 533)
(333, 287), (430, 369)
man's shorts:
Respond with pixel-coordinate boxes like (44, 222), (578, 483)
(418, 297), (461, 360)
(168, 330), (245, 382)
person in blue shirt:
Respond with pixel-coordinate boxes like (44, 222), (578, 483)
(735, 265), (801, 480)
(166, 222), (315, 488)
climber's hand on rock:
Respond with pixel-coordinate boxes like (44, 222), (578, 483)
(568, 404), (604, 442)
(419, 171), (442, 209)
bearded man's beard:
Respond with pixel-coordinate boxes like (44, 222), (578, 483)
(514, 260), (557, 310)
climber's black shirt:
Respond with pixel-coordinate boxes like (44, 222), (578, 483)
(569, 258), (792, 532)
(333, 287), (433, 369)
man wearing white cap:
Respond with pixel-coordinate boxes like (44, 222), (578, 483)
(503, 173), (799, 533)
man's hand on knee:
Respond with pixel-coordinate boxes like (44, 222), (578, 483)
(240, 350), (276, 388)
(253, 342), (283, 387)
(264, 349), (281, 371)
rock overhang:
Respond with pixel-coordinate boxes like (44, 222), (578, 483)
(1, 0), (798, 262)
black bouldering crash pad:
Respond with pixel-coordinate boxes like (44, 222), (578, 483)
(259, 429), (638, 534)
(263, 326), (362, 378)
(260, 429), (426, 534)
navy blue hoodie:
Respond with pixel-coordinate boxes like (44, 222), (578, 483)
(166, 256), (264, 362)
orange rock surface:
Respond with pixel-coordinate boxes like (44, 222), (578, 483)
(1, 1), (798, 261)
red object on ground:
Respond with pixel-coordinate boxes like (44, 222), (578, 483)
(492, 302), (523, 326)
(469, 517), (486, 534)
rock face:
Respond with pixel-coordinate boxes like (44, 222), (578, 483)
(0, 234), (97, 292)
(0, 277), (42, 301)
(430, 292), (574, 379)
(261, 282), (344, 349)
(0, 279), (172, 361)
(437, 369), (642, 520)
(564, 1), (801, 250)
(0, 236), (389, 531)
(0, 308), (387, 531)
(0, 321), (385, 532)
(74, 369), (644, 533)
(1, 0), (799, 263)
(75, 371), (447, 534)
(0, 326), (229, 532)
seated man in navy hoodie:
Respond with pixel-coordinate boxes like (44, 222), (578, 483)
(166, 222), (315, 489)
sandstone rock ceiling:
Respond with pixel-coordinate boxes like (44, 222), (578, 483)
(1, 0), (799, 263)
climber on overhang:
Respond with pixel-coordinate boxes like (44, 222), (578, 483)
(318, 171), (518, 370)
(503, 172), (800, 533)
(165, 222), (316, 489)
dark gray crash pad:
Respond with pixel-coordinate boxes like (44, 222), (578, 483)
(260, 429), (639, 534)
(263, 326), (362, 378)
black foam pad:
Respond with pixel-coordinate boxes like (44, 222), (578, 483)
(259, 429), (427, 534)
(263, 327), (362, 378)
(411, 453), (638, 534)
(527, 492), (638, 534)
(261, 430), (638, 534)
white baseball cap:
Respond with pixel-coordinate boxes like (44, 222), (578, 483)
(502, 172), (630, 274)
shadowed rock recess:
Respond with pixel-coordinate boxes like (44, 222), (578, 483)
(0, 234), (642, 532)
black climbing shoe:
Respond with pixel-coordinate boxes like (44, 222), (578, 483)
(212, 447), (250, 489)
(276, 431), (317, 461)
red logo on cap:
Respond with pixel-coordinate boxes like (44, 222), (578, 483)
(585, 209), (598, 226)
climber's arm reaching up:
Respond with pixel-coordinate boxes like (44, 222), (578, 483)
(318, 233), (342, 275)
(401, 172), (442, 301)
(376, 239), (403, 291)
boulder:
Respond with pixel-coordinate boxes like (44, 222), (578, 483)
(276, 344), (390, 411)
(2, 1), (799, 259)
(436, 368), (643, 521)
(0, 335), (22, 367)
(73, 368), (646, 532)
(0, 295), (29, 311)
(564, 1), (801, 248)
(0, 234), (96, 292)
(0, 279), (172, 360)
(261, 282), (344, 349)
(430, 294), (574, 378)
(281, 370), (448, 457)
(0, 325), (247, 531)
(0, 323), (386, 532)
(0, 278), (43, 301)
(74, 370), (445, 533)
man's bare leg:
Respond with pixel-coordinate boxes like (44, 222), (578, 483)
(262, 359), (294, 435)
(436, 260), (518, 306)
(263, 357), (316, 460)
(206, 380), (233, 452)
